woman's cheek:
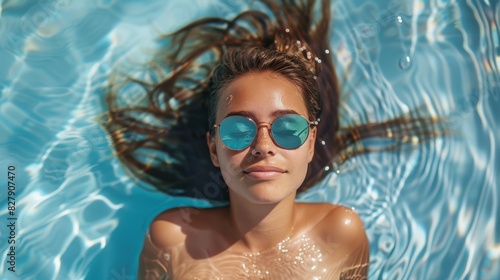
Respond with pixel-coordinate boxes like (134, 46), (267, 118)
(217, 154), (243, 186)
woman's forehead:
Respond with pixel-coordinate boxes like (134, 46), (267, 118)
(216, 72), (308, 120)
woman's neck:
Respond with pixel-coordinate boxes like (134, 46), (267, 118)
(227, 191), (297, 252)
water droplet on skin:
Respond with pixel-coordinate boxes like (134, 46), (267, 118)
(399, 56), (411, 70)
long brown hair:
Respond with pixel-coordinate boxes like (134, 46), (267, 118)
(101, 0), (444, 202)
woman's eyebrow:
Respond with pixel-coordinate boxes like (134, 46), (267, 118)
(224, 111), (255, 119)
(224, 109), (300, 119)
(271, 109), (300, 117)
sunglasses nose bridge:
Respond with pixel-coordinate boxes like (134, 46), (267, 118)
(254, 121), (280, 144)
(256, 122), (272, 130)
(250, 122), (278, 155)
(254, 122), (273, 140)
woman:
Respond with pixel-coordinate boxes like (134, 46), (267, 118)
(102, 0), (441, 278)
(137, 46), (370, 279)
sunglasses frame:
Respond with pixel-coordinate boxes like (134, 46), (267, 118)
(212, 114), (320, 150)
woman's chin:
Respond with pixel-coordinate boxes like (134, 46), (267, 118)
(232, 184), (296, 204)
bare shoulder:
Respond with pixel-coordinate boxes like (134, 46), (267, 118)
(322, 205), (365, 231)
(320, 204), (367, 245)
(139, 207), (200, 280)
(300, 203), (368, 251)
(148, 207), (200, 249)
(310, 204), (369, 277)
(148, 206), (228, 250)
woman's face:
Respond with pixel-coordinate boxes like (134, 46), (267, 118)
(207, 71), (316, 204)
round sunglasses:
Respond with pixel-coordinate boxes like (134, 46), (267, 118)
(213, 114), (319, 150)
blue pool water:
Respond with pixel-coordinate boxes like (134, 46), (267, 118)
(0, 0), (499, 279)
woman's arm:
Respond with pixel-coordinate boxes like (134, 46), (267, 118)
(138, 233), (173, 280)
(321, 205), (370, 279)
(138, 208), (190, 280)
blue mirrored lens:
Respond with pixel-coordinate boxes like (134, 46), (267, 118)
(272, 115), (309, 149)
(219, 116), (256, 150)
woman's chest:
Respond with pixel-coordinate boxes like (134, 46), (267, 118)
(169, 234), (340, 280)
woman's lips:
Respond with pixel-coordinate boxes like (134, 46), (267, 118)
(243, 166), (286, 180)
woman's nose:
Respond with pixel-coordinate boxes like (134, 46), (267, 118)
(250, 125), (277, 156)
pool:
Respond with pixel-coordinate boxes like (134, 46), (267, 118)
(0, 0), (498, 279)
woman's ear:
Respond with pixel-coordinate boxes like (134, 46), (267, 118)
(206, 131), (220, 167)
(307, 126), (317, 163)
